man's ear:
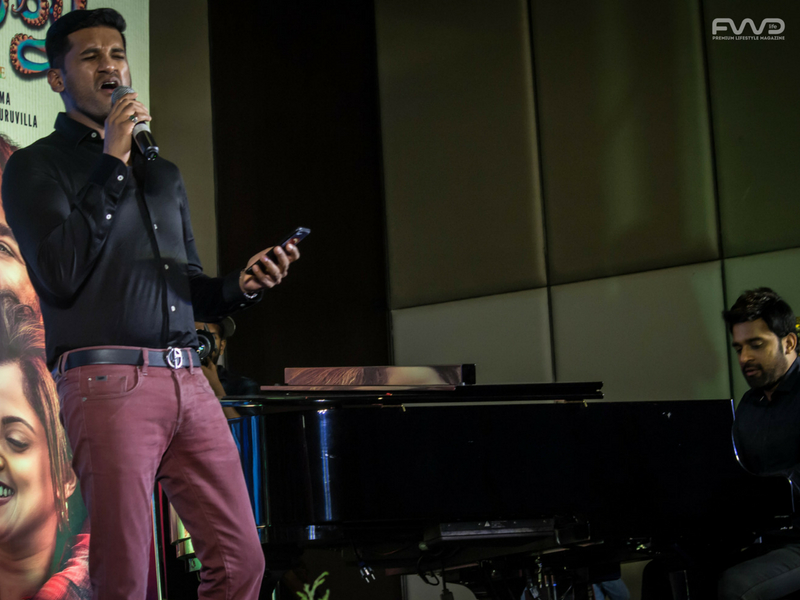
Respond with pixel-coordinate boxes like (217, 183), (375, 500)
(219, 338), (227, 357)
(784, 332), (797, 355)
(47, 68), (64, 93)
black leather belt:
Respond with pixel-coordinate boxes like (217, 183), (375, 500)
(63, 348), (200, 371)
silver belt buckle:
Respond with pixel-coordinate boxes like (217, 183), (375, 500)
(166, 347), (184, 369)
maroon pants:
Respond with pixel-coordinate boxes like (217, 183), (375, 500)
(56, 347), (265, 600)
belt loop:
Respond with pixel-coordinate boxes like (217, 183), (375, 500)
(142, 349), (149, 376)
(187, 349), (195, 375)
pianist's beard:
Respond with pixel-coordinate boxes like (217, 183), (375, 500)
(743, 359), (787, 391)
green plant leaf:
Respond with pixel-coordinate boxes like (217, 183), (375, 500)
(296, 571), (330, 600)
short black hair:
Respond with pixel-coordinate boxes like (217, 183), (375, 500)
(46, 8), (127, 70)
(723, 287), (796, 339)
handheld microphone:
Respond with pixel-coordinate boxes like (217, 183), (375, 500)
(110, 85), (159, 160)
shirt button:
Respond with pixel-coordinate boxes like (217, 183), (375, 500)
(153, 223), (158, 230)
(91, 132), (97, 138)
(117, 175), (124, 181)
(164, 264), (169, 270)
(105, 214), (112, 220)
(240, 303), (246, 307)
(170, 305), (176, 312)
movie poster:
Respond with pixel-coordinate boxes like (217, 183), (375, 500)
(0, 2), (150, 598)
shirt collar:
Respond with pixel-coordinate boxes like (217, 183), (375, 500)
(772, 356), (800, 397)
(54, 113), (102, 148)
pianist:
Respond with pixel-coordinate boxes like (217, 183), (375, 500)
(719, 288), (800, 600)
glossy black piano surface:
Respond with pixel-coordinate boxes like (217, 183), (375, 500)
(222, 381), (794, 565)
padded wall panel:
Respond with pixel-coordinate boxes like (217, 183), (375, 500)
(533, 0), (718, 284)
(725, 248), (800, 402)
(377, 0), (546, 309)
(392, 289), (552, 384)
(704, 1), (800, 257)
(551, 262), (730, 401)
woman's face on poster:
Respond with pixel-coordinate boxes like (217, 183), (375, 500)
(0, 203), (38, 312)
(0, 362), (56, 545)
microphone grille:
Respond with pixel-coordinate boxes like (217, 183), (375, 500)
(111, 85), (135, 106)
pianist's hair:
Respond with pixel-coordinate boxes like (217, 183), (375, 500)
(46, 8), (127, 70)
(723, 287), (796, 339)
(0, 291), (73, 532)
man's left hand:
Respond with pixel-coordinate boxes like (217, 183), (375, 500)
(239, 243), (300, 293)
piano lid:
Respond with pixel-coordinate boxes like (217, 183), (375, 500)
(252, 383), (603, 407)
(253, 364), (603, 406)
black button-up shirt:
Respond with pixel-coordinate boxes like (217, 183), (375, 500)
(733, 356), (800, 476)
(2, 113), (257, 368)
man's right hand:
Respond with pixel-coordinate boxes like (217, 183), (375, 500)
(103, 91), (152, 164)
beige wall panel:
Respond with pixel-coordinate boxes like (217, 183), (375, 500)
(376, 0), (546, 309)
(552, 262), (730, 402)
(704, 1), (800, 258)
(533, 0), (718, 284)
(725, 248), (800, 402)
(392, 289), (552, 384)
(150, 0), (217, 274)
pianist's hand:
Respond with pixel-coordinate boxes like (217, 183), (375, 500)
(239, 243), (300, 293)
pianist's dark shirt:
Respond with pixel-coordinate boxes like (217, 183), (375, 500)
(733, 357), (800, 477)
(2, 114), (259, 368)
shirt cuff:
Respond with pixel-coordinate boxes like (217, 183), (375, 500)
(222, 270), (262, 307)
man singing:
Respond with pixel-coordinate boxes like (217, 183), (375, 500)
(1, 9), (299, 600)
(719, 288), (800, 600)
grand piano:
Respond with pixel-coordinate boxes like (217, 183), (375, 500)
(197, 365), (795, 600)
(157, 365), (794, 599)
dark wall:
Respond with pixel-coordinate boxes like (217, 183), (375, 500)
(208, 2), (390, 384)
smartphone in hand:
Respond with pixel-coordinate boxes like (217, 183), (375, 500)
(245, 227), (310, 275)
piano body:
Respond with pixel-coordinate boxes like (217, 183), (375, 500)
(208, 367), (794, 599)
